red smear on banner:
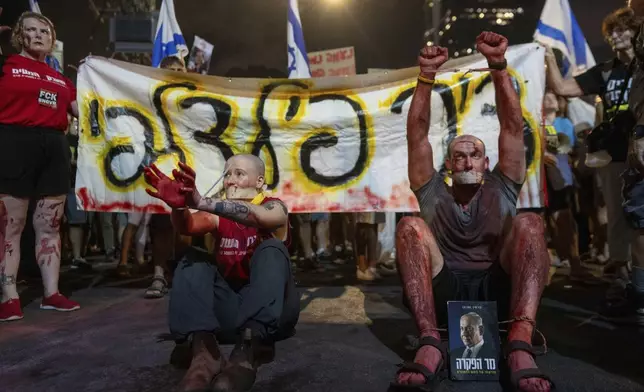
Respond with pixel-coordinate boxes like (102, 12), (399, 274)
(77, 187), (168, 214)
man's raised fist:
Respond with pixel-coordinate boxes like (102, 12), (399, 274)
(418, 45), (449, 76)
(476, 31), (508, 63)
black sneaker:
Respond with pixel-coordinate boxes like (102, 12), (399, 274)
(70, 258), (93, 272)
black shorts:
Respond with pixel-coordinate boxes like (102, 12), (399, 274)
(431, 263), (511, 327)
(0, 124), (70, 198)
(547, 185), (574, 212)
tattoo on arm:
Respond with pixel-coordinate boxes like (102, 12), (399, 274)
(264, 200), (288, 216)
(213, 200), (251, 220)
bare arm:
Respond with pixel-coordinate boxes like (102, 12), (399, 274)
(407, 81), (436, 190)
(195, 198), (288, 231)
(171, 209), (219, 236)
(477, 32), (526, 184)
(492, 68), (527, 183)
(545, 49), (584, 97)
(407, 46), (449, 191)
(70, 101), (79, 118)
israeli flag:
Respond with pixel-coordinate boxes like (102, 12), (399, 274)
(287, 0), (311, 79)
(29, 0), (42, 13)
(534, 0), (596, 77)
(152, 0), (189, 68)
(29, 0), (63, 73)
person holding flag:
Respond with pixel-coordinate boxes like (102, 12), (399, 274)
(540, 6), (639, 320)
(27, 0), (63, 73)
(152, 0), (189, 68)
(0, 11), (81, 321)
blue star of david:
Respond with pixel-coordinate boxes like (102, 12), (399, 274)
(287, 45), (297, 73)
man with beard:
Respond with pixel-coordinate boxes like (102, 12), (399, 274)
(389, 32), (554, 392)
(144, 154), (300, 392)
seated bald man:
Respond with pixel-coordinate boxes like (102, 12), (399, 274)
(390, 32), (554, 392)
(144, 154), (300, 392)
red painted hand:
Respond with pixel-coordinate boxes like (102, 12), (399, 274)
(144, 164), (187, 209)
(418, 45), (449, 76)
(172, 161), (202, 208)
(476, 31), (508, 64)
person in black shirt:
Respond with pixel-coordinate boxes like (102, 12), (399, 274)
(545, 8), (637, 298)
(606, 1), (644, 324)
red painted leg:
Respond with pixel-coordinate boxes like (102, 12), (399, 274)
(394, 217), (444, 386)
(501, 213), (552, 392)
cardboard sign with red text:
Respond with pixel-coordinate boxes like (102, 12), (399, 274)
(308, 46), (356, 78)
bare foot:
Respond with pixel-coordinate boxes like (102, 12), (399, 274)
(507, 350), (551, 392)
(396, 344), (442, 385)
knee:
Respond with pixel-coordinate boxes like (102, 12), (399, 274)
(0, 201), (6, 232)
(33, 201), (64, 235)
(396, 216), (430, 242)
(5, 209), (26, 237)
(513, 213), (545, 238)
(253, 239), (290, 266)
(174, 251), (216, 282)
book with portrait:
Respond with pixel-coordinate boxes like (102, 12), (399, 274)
(447, 301), (501, 381)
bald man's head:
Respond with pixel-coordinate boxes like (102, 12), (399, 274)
(445, 135), (489, 186)
(222, 154), (267, 200)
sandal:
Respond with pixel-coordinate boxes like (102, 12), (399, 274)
(504, 340), (556, 391)
(144, 276), (169, 299)
(388, 336), (447, 391)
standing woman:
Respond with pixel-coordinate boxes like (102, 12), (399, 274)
(0, 12), (80, 322)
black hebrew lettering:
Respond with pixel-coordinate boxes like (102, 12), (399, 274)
(152, 82), (197, 164)
(179, 96), (235, 162)
(252, 80), (309, 190)
(89, 99), (101, 137)
(389, 72), (537, 174)
(300, 94), (370, 186)
(103, 107), (159, 187)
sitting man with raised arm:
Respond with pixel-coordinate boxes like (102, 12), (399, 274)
(389, 32), (554, 392)
(144, 154), (300, 392)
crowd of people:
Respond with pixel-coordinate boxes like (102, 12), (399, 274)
(1, 4), (644, 392)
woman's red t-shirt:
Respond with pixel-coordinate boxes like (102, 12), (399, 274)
(215, 197), (290, 281)
(0, 54), (76, 131)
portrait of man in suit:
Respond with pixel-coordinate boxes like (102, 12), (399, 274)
(451, 312), (496, 359)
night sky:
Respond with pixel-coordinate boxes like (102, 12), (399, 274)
(0, 0), (628, 79)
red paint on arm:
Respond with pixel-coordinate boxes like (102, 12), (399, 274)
(407, 81), (436, 191)
(493, 69), (526, 184)
(171, 209), (217, 236)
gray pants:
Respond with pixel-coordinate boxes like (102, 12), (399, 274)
(168, 239), (300, 343)
(597, 162), (634, 262)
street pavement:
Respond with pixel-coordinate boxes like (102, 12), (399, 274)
(1, 261), (644, 392)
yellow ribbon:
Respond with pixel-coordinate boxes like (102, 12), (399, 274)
(221, 192), (266, 205)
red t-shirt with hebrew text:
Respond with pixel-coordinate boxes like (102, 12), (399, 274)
(0, 54), (76, 131)
(215, 197), (290, 282)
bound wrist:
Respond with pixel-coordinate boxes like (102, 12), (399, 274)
(418, 74), (436, 85)
(486, 57), (507, 70)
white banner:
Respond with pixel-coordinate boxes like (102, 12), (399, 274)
(75, 44), (545, 213)
(308, 46), (356, 78)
